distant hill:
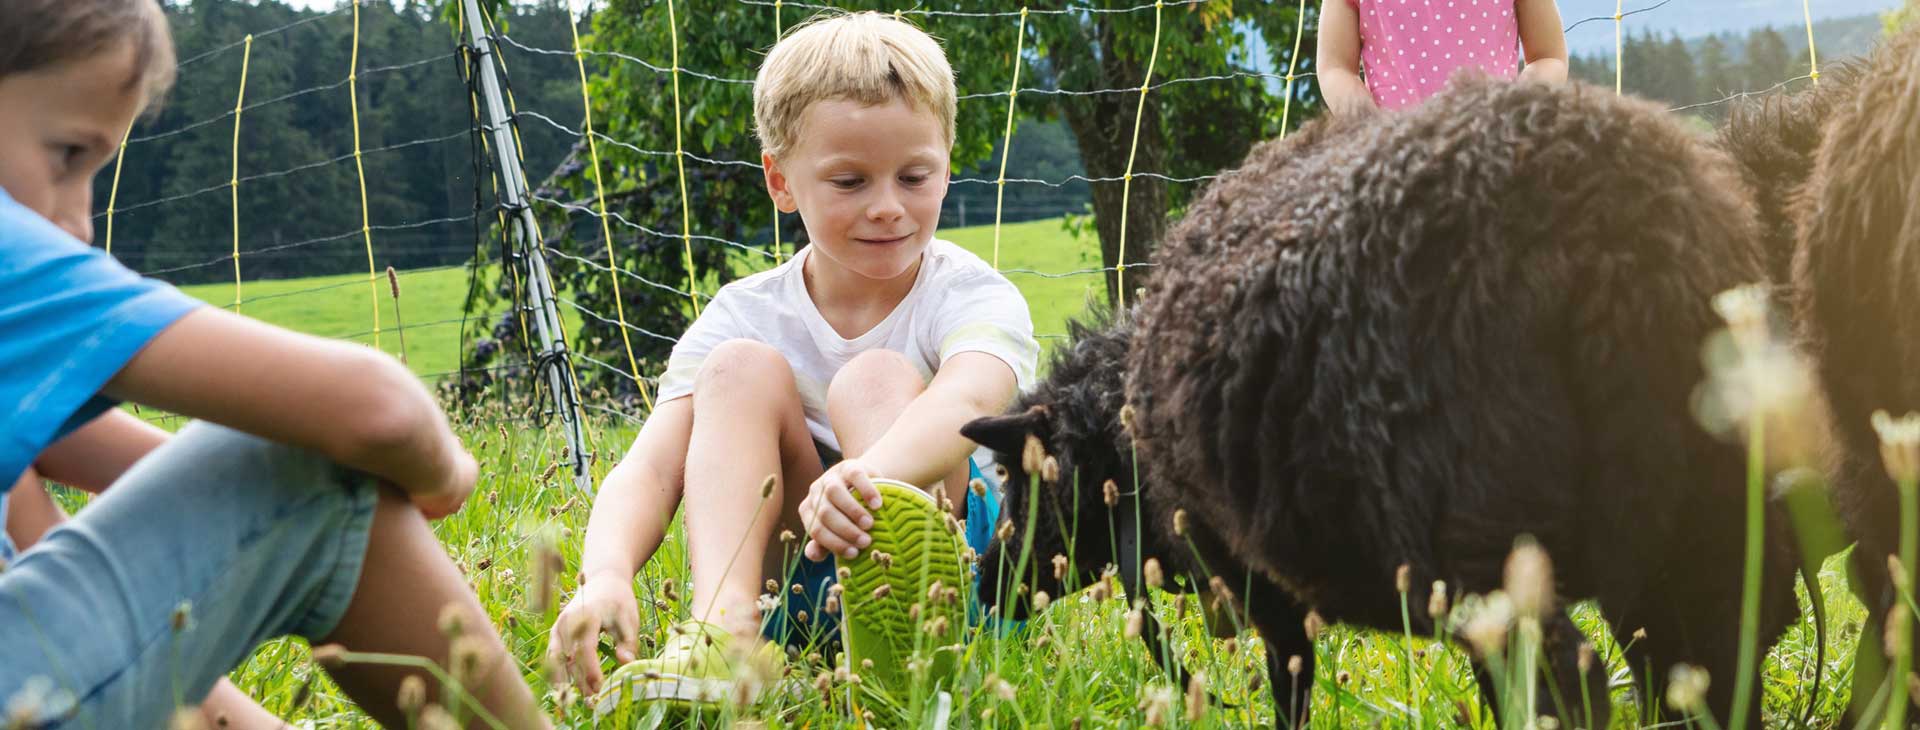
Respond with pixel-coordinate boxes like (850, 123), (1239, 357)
(1562, 0), (1903, 55)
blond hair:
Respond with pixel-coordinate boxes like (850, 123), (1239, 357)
(0, 0), (175, 105)
(753, 12), (956, 158)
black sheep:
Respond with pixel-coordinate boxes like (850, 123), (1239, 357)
(1790, 24), (1920, 727)
(967, 75), (1815, 728)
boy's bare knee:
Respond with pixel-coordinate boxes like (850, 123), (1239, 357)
(696, 340), (799, 404)
(827, 349), (923, 414)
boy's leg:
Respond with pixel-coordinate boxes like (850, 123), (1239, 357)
(825, 350), (970, 504)
(0, 422), (545, 729)
(3, 470), (288, 730)
(319, 489), (544, 727)
(682, 340), (824, 644)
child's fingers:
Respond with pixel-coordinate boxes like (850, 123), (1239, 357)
(805, 538), (828, 562)
(611, 608), (639, 665)
(811, 508), (869, 559)
(550, 606), (604, 692)
(844, 468), (883, 510)
(823, 479), (874, 530)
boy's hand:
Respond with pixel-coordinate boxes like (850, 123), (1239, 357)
(799, 459), (885, 561)
(546, 573), (641, 695)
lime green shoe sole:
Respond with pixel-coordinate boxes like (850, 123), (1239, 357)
(838, 478), (968, 689)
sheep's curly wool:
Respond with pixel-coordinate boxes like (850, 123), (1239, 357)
(974, 74), (1823, 727)
(1792, 24), (1920, 721)
(1717, 60), (1866, 285)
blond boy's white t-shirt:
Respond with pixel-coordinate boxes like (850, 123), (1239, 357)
(655, 239), (1039, 455)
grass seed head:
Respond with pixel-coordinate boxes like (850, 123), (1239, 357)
(168, 708), (208, 730)
(1022, 434), (1048, 475)
(1103, 479), (1119, 507)
(1876, 410), (1920, 484)
(1504, 538), (1553, 618)
(418, 704), (459, 730)
(1303, 610), (1326, 641)
(1173, 509), (1189, 537)
(1665, 664), (1710, 712)
(1184, 671), (1207, 722)
(311, 643), (348, 668)
(397, 675), (427, 715)
(1429, 580), (1450, 620)
(1144, 558), (1164, 589)
(1395, 564), (1411, 593)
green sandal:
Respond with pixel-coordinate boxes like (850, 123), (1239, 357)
(837, 478), (968, 689)
(595, 620), (780, 720)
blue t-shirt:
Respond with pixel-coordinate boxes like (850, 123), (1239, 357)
(1, 187), (202, 494)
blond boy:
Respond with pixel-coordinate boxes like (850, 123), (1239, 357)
(548, 11), (1038, 699)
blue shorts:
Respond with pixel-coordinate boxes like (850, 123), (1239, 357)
(760, 455), (1012, 652)
(0, 422), (378, 727)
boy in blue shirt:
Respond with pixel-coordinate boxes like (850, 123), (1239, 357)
(0, 1), (547, 726)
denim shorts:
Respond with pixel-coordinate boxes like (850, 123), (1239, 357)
(0, 422), (378, 727)
(760, 444), (1007, 652)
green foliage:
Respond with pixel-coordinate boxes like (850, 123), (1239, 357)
(101, 0), (582, 284)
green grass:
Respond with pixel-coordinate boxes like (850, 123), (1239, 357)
(176, 266), (482, 381)
(197, 413), (1868, 729)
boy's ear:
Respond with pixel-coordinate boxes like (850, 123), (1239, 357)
(763, 152), (798, 213)
(961, 410), (1041, 456)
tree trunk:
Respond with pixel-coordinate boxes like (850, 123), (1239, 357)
(1058, 26), (1170, 310)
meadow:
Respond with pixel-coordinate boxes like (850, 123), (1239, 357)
(136, 218), (1867, 728)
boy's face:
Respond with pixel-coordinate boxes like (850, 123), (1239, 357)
(0, 43), (145, 243)
(764, 98), (949, 283)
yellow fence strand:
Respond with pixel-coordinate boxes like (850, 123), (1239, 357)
(772, 0), (785, 266)
(667, 0), (702, 317)
(230, 35), (254, 314)
(1614, 0), (1625, 95)
(1279, 0), (1309, 138)
(1113, 1), (1164, 312)
(567, 0), (654, 411)
(990, 8), (1028, 270)
(351, 3), (381, 349)
(1802, 0), (1821, 85)
(103, 127), (131, 254)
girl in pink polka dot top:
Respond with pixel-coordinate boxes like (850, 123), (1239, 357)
(1317, 0), (1568, 115)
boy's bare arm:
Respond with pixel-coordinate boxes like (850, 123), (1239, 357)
(856, 352), (1017, 489)
(1316, 0), (1378, 116)
(548, 397), (692, 692)
(579, 397), (693, 584)
(33, 410), (168, 493)
(1516, 0), (1570, 84)
(102, 308), (475, 517)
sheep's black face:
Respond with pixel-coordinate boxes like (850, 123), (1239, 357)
(961, 313), (1136, 620)
(963, 410), (1126, 619)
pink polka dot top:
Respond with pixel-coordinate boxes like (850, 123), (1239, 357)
(1348, 0), (1522, 110)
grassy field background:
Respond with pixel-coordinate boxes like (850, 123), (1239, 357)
(171, 217), (1107, 387)
(144, 218), (1870, 727)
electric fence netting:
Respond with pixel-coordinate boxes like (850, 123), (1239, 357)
(106, 0), (1838, 479)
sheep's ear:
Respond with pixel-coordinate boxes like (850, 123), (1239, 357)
(961, 412), (1039, 455)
